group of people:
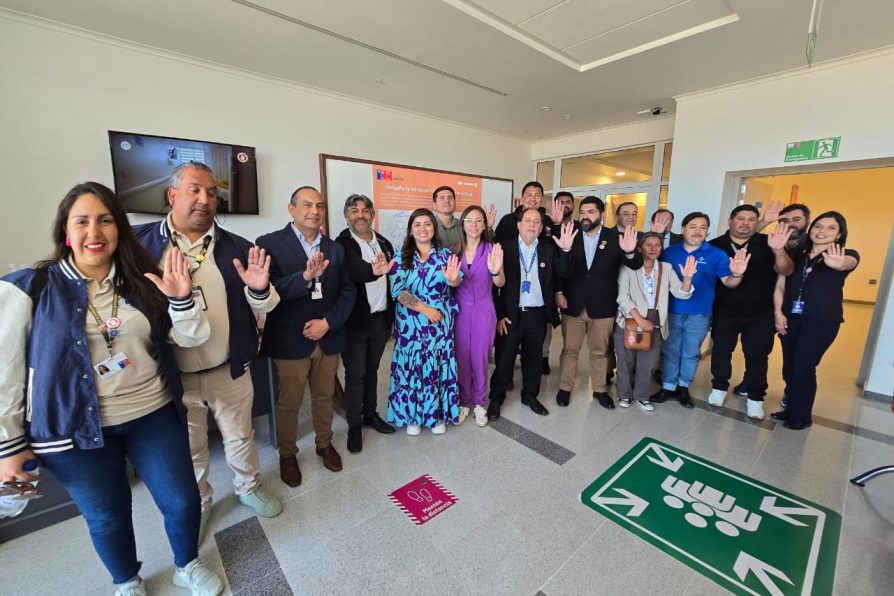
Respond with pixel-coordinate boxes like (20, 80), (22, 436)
(0, 163), (858, 595)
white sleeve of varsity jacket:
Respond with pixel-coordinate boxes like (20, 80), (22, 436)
(0, 281), (31, 457)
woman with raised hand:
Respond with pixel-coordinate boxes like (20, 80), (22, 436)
(387, 208), (462, 435)
(0, 182), (221, 596)
(454, 205), (505, 427)
(771, 211), (859, 430)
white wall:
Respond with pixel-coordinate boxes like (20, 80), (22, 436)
(668, 47), (894, 399)
(532, 117), (675, 161)
(0, 14), (531, 269)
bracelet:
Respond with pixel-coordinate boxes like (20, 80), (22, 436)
(490, 271), (500, 276)
(730, 273), (743, 279)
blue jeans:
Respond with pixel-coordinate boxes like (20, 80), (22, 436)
(40, 402), (200, 584)
(661, 312), (711, 390)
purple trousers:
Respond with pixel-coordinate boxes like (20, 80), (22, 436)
(455, 302), (496, 407)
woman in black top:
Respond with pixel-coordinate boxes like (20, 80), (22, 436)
(771, 211), (859, 429)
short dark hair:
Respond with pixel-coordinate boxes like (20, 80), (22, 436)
(681, 212), (710, 227)
(780, 203), (810, 220)
(579, 195), (605, 212)
(729, 204), (760, 218)
(521, 181), (544, 196)
(290, 185), (319, 206)
(518, 207), (543, 225)
(554, 191), (574, 201)
(432, 185), (455, 201)
(650, 208), (674, 223)
(615, 201), (637, 216)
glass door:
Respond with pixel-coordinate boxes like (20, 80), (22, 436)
(600, 188), (655, 231)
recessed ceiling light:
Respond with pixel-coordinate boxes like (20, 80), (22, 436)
(374, 78), (385, 85)
(563, 114), (571, 120)
(615, 171), (626, 176)
(539, 106), (552, 112)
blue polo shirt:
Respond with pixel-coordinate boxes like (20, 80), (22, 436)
(661, 241), (731, 314)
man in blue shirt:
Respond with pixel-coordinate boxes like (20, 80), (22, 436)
(652, 212), (750, 408)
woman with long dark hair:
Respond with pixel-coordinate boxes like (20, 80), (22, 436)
(454, 205), (504, 427)
(0, 182), (221, 595)
(387, 208), (462, 435)
(771, 211), (859, 430)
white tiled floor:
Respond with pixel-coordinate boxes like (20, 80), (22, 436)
(2, 304), (892, 595)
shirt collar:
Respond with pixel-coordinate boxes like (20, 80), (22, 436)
(166, 212), (215, 248)
(292, 224), (322, 248)
(68, 256), (117, 286)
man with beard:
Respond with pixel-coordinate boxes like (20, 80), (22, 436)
(135, 161), (283, 543)
(542, 191), (577, 375)
(335, 194), (396, 453)
(554, 196), (641, 408)
(432, 185), (462, 253)
(706, 205), (794, 419)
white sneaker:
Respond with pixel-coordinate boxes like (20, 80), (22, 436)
(406, 424), (422, 436)
(431, 422), (446, 435)
(474, 405), (488, 427)
(707, 389), (727, 407)
(618, 398), (631, 408)
(457, 407), (470, 425)
(172, 558), (224, 596)
(115, 577), (147, 596)
(747, 399), (765, 420)
(636, 400), (655, 412)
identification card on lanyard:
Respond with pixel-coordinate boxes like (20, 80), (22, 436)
(519, 244), (537, 294)
(792, 256), (817, 315)
(94, 352), (132, 379)
(311, 280), (323, 300)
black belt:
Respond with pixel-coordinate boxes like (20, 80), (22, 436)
(184, 360), (230, 375)
(518, 306), (544, 312)
(370, 310), (388, 317)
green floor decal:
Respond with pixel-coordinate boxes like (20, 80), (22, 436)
(580, 437), (840, 595)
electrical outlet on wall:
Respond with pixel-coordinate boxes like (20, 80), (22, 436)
(868, 279), (878, 285)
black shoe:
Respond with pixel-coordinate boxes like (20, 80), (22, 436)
(526, 398), (549, 416)
(556, 389), (570, 407)
(347, 426), (362, 454)
(487, 400), (502, 422)
(677, 387), (694, 409)
(653, 368), (663, 384)
(542, 357), (551, 375)
(650, 387), (677, 404)
(362, 413), (396, 435)
(593, 392), (615, 410)
(770, 410), (789, 421)
(783, 420), (813, 430)
(732, 381), (749, 397)
(605, 370), (615, 386)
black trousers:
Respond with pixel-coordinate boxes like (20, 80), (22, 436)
(710, 311), (776, 401)
(342, 313), (390, 429)
(490, 308), (546, 404)
(780, 317), (840, 425)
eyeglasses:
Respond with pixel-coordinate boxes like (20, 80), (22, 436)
(463, 217), (484, 224)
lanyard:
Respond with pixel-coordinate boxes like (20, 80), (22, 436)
(795, 254), (822, 301)
(519, 243), (538, 281)
(170, 235), (212, 274)
(86, 291), (121, 356)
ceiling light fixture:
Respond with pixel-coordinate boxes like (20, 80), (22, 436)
(637, 107), (663, 116)
(615, 171), (627, 176)
(539, 106), (552, 112)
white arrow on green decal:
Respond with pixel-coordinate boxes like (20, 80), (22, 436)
(733, 551), (794, 596)
(646, 443), (683, 472)
(591, 488), (649, 517)
(759, 496), (821, 527)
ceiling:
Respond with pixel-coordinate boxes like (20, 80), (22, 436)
(3, 0), (893, 140)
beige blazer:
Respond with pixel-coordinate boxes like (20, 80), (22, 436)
(615, 262), (694, 339)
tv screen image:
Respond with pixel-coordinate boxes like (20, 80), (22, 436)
(108, 131), (259, 215)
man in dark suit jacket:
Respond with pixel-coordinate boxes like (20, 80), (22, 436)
(334, 194), (396, 454)
(493, 181), (563, 244)
(256, 186), (356, 487)
(487, 208), (576, 421)
(555, 196), (642, 409)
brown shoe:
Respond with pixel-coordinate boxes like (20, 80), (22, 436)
(315, 444), (343, 472)
(279, 456), (302, 487)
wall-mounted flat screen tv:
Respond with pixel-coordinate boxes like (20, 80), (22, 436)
(108, 131), (259, 215)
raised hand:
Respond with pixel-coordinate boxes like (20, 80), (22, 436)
(233, 245), (271, 291)
(767, 221), (794, 251)
(678, 255), (698, 278)
(487, 243), (504, 275)
(650, 211), (672, 234)
(619, 225), (638, 253)
(146, 248), (192, 298)
(485, 204), (497, 229)
(761, 200), (783, 224)
(371, 251), (395, 276)
(729, 248), (751, 276)
(442, 254), (461, 286)
(552, 221), (579, 251)
(548, 199), (563, 225)
(823, 243), (848, 270)
(302, 251), (330, 281)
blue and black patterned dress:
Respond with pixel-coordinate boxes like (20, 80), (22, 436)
(387, 248), (461, 428)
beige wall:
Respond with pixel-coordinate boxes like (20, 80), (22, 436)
(750, 167), (894, 303)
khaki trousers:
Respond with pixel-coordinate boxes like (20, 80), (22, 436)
(559, 313), (615, 393)
(181, 365), (260, 508)
(274, 346), (339, 458)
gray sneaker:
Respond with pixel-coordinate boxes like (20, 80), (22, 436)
(636, 400), (655, 412)
(239, 486), (283, 518)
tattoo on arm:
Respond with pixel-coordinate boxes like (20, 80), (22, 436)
(398, 291), (419, 308)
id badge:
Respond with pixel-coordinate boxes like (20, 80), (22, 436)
(521, 280), (531, 294)
(791, 300), (805, 315)
(192, 285), (207, 311)
(94, 352), (132, 380)
(311, 281), (323, 300)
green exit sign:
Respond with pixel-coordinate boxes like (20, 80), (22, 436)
(785, 137), (840, 162)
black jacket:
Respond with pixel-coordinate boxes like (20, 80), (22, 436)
(494, 237), (571, 327)
(557, 226), (643, 319)
(494, 205), (555, 245)
(335, 228), (395, 330)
